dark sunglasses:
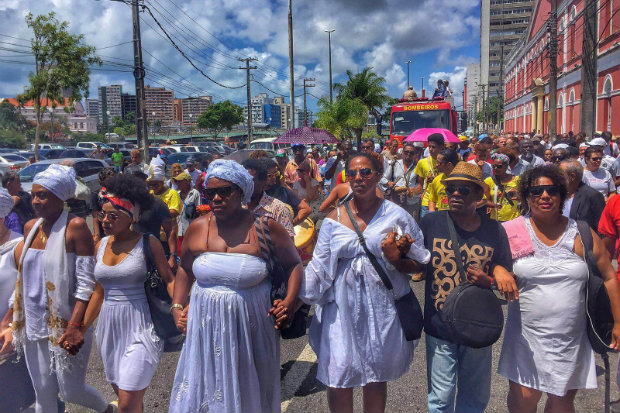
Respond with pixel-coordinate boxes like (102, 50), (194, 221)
(445, 185), (472, 197)
(346, 168), (374, 179)
(402, 150), (416, 155)
(204, 185), (237, 200)
(529, 185), (561, 197)
(589, 157), (602, 162)
(97, 211), (120, 222)
(551, 155), (566, 162)
(492, 164), (507, 169)
(362, 145), (374, 150)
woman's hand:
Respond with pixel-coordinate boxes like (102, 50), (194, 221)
(59, 325), (84, 356)
(172, 306), (188, 334)
(0, 327), (13, 354)
(494, 270), (519, 301)
(395, 234), (414, 256)
(269, 298), (294, 330)
(381, 232), (402, 265)
(610, 323), (620, 351)
(466, 265), (492, 289)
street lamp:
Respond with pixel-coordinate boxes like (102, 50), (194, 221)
(106, 110), (111, 143)
(405, 60), (411, 88)
(152, 112), (156, 135)
(188, 113), (193, 141)
(325, 29), (335, 103)
(48, 107), (54, 141)
(421, 77), (424, 95)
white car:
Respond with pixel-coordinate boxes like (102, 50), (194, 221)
(28, 143), (65, 151)
(0, 153), (29, 177)
(76, 142), (111, 151)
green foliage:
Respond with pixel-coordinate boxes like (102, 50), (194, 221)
(0, 128), (27, 148)
(18, 12), (101, 158)
(110, 114), (136, 137)
(72, 132), (106, 143)
(315, 96), (368, 142)
(197, 100), (244, 137)
(476, 96), (503, 124)
(0, 101), (30, 132)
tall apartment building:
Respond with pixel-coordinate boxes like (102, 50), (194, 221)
(182, 96), (213, 125)
(121, 93), (137, 120)
(465, 63), (481, 127)
(480, 0), (534, 98)
(98, 85), (122, 128)
(244, 93), (272, 125)
(85, 99), (99, 120)
(144, 85), (174, 126)
(173, 99), (183, 124)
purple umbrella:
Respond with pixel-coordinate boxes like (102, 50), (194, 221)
(274, 126), (339, 145)
(403, 128), (460, 144)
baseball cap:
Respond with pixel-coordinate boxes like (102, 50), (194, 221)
(172, 172), (192, 181)
(459, 135), (469, 142)
(590, 137), (607, 146)
(275, 149), (286, 157)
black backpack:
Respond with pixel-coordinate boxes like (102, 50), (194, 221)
(439, 215), (504, 348)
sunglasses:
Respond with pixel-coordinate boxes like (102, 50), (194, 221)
(97, 211), (121, 222)
(362, 146), (374, 150)
(529, 185), (561, 197)
(204, 185), (237, 200)
(346, 168), (374, 179)
(492, 164), (507, 169)
(589, 157), (602, 162)
(551, 156), (566, 162)
(445, 185), (472, 197)
(402, 150), (416, 155)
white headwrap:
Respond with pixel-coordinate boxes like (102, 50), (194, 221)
(33, 164), (77, 201)
(205, 159), (254, 204)
(147, 155), (166, 182)
(0, 187), (14, 218)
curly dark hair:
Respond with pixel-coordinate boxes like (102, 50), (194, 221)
(518, 165), (568, 215)
(102, 174), (154, 213)
(98, 167), (116, 184)
(345, 151), (383, 173)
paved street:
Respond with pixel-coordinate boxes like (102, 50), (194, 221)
(68, 280), (619, 413)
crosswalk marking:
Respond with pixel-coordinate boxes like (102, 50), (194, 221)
(281, 343), (317, 412)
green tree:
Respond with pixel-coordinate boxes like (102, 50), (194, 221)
(197, 100), (244, 138)
(0, 128), (27, 148)
(315, 96), (368, 142)
(476, 96), (502, 127)
(333, 67), (391, 148)
(18, 12), (101, 160)
(0, 101), (30, 132)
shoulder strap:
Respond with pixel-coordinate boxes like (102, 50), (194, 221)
(446, 213), (467, 283)
(142, 233), (156, 273)
(576, 220), (600, 278)
(254, 215), (274, 273)
(343, 201), (394, 292)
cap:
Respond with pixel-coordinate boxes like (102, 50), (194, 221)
(459, 135), (469, 142)
(275, 149), (286, 157)
(478, 134), (489, 140)
(442, 161), (485, 189)
(172, 172), (192, 181)
(590, 137), (607, 146)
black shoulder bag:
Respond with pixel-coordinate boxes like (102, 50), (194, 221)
(439, 215), (504, 348)
(143, 234), (185, 352)
(576, 220), (615, 413)
(254, 216), (310, 339)
(343, 201), (423, 341)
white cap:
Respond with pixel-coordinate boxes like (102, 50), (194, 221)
(590, 137), (607, 146)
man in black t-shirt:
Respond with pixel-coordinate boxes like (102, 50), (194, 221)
(263, 159), (311, 226)
(420, 161), (516, 413)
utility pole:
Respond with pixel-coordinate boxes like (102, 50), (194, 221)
(303, 78), (315, 126)
(498, 44), (504, 133)
(548, 0), (558, 139)
(239, 57), (258, 142)
(288, 0), (295, 129)
(405, 60), (411, 88)
(325, 29), (335, 103)
(132, 0), (149, 162)
(480, 84), (487, 132)
(421, 76), (424, 96)
(580, 0), (598, 139)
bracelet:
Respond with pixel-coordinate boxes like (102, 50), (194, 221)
(170, 303), (184, 313)
(68, 322), (84, 328)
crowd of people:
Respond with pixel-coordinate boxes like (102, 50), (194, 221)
(1, 129), (620, 413)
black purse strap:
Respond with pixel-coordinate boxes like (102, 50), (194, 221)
(343, 201), (394, 293)
(446, 213), (467, 284)
(254, 215), (274, 273)
(142, 234), (156, 274)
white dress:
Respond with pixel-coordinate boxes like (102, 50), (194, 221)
(300, 200), (430, 388)
(498, 218), (596, 396)
(169, 252), (280, 413)
(94, 236), (163, 391)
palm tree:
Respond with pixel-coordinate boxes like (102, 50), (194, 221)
(315, 97), (368, 143)
(333, 67), (391, 148)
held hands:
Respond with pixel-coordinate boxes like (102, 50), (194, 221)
(269, 298), (294, 330)
(494, 270), (519, 301)
(381, 232), (414, 265)
(466, 265), (493, 289)
(0, 327), (13, 355)
(610, 323), (620, 351)
(172, 306), (188, 334)
(59, 324), (84, 356)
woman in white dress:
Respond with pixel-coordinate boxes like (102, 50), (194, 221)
(300, 153), (430, 413)
(92, 174), (175, 413)
(169, 159), (303, 413)
(498, 165), (620, 413)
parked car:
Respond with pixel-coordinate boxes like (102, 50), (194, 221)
(104, 149), (132, 169)
(18, 158), (109, 196)
(148, 147), (173, 161)
(39, 148), (65, 159)
(27, 144), (65, 151)
(165, 152), (200, 166)
(160, 145), (183, 153)
(0, 154), (29, 174)
(0, 148), (19, 154)
(180, 145), (200, 153)
(248, 137), (287, 152)
(17, 151), (47, 161)
(76, 142), (111, 151)
(109, 142), (137, 151)
(59, 149), (91, 158)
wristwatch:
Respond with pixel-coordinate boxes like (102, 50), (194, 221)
(170, 303), (184, 313)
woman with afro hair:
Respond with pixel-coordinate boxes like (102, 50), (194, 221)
(90, 174), (175, 413)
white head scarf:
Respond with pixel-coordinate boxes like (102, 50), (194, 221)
(205, 159), (254, 204)
(33, 164), (76, 201)
(0, 187), (14, 218)
(147, 155), (166, 182)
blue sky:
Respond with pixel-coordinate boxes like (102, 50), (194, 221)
(0, 0), (481, 112)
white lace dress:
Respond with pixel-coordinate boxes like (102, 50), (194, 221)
(94, 236), (163, 391)
(498, 218), (596, 396)
(169, 252), (279, 413)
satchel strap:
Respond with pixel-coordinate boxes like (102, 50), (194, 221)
(142, 233), (156, 274)
(446, 213), (467, 284)
(254, 215), (274, 274)
(343, 201), (394, 294)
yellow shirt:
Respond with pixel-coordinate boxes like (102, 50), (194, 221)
(152, 187), (182, 215)
(427, 173), (450, 211)
(413, 157), (438, 207)
(484, 176), (520, 222)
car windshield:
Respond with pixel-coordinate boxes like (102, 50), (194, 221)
(1, 154), (28, 161)
(391, 110), (451, 136)
(249, 142), (274, 150)
(19, 163), (52, 182)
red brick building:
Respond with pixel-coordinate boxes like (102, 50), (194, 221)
(503, 0), (620, 136)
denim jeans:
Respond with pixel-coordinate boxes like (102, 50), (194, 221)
(426, 334), (493, 413)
